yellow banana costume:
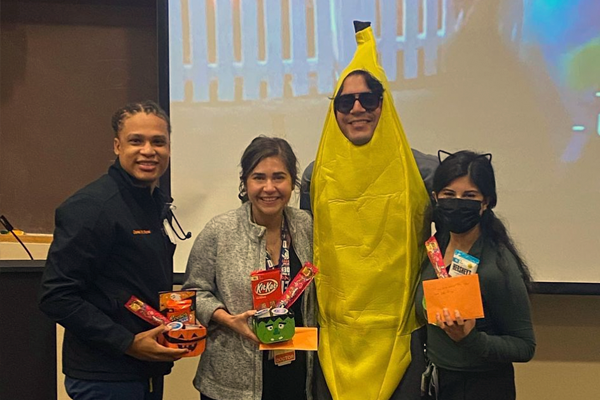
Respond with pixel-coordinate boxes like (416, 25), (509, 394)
(311, 25), (430, 399)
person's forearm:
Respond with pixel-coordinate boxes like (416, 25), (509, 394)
(211, 308), (231, 327)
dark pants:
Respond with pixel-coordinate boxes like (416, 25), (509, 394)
(313, 327), (427, 400)
(65, 376), (164, 400)
(437, 364), (515, 400)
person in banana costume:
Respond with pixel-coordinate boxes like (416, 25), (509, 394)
(300, 22), (437, 399)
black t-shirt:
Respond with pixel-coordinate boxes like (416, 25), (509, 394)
(261, 245), (307, 400)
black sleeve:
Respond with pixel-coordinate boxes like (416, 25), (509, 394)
(458, 251), (536, 363)
(300, 161), (314, 214)
(411, 148), (439, 194)
(39, 194), (135, 355)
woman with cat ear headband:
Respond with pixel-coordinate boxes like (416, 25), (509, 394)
(416, 150), (535, 400)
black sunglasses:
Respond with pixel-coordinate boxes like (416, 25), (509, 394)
(334, 92), (382, 114)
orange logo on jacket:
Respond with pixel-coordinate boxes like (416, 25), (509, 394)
(132, 230), (151, 235)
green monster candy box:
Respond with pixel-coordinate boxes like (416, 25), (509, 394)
(252, 307), (295, 344)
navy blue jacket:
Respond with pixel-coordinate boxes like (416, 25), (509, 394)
(39, 160), (175, 381)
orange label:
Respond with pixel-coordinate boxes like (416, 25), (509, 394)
(274, 350), (295, 366)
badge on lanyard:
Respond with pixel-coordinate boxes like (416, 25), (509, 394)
(274, 350), (295, 366)
(265, 218), (295, 365)
(265, 218), (291, 292)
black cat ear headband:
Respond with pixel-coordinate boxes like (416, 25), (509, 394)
(437, 150), (492, 164)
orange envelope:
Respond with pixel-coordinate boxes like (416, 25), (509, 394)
(422, 274), (484, 324)
(259, 327), (318, 351)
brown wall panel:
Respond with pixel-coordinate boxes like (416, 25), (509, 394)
(1, 0), (158, 233)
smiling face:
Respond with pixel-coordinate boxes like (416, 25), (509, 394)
(335, 74), (382, 146)
(245, 156), (293, 226)
(113, 112), (170, 191)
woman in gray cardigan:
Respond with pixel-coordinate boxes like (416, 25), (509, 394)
(183, 137), (316, 400)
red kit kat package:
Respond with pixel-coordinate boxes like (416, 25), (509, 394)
(250, 269), (281, 310)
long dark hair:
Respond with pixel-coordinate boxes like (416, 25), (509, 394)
(238, 136), (299, 202)
(433, 150), (533, 290)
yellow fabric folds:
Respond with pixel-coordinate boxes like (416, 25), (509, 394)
(312, 27), (430, 400)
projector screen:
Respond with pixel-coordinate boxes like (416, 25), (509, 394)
(166, 0), (600, 284)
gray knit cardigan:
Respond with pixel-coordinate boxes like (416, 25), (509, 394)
(183, 202), (316, 400)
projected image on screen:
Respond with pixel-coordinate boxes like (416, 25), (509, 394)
(168, 0), (599, 283)
(520, 0), (599, 162)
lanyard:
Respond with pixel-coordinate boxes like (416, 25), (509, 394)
(265, 218), (291, 292)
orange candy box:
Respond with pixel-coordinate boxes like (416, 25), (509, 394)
(157, 321), (207, 357)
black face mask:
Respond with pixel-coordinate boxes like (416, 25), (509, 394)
(435, 198), (483, 234)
